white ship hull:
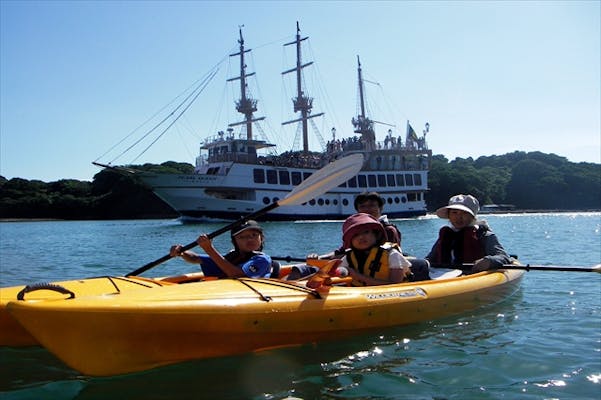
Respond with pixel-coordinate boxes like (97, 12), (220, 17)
(139, 158), (429, 221)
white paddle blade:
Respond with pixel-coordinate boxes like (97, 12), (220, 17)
(279, 154), (364, 207)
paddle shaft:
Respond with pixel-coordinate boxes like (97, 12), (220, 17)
(494, 264), (601, 273)
(271, 256), (307, 263)
(270, 260), (601, 272)
(434, 263), (601, 273)
(127, 202), (278, 276)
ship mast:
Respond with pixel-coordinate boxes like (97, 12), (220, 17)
(352, 56), (376, 151)
(227, 27), (265, 140)
(282, 22), (324, 153)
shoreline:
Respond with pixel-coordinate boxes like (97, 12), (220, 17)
(2, 209), (600, 223)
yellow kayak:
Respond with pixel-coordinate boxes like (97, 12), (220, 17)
(7, 269), (523, 376)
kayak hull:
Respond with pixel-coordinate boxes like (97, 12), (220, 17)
(7, 270), (523, 376)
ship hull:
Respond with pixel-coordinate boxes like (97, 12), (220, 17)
(176, 209), (427, 222)
(140, 157), (430, 221)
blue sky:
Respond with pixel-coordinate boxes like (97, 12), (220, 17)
(1, 0), (599, 182)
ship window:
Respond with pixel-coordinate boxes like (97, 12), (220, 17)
(338, 181), (347, 188)
(407, 193), (417, 201)
(387, 197), (393, 204)
(358, 175), (367, 188)
(396, 174), (405, 186)
(291, 171), (302, 185)
(413, 174), (422, 185)
(279, 171), (290, 185)
(263, 196), (270, 205)
(303, 172), (312, 180)
(387, 174), (395, 186)
(401, 196), (407, 203)
(342, 199), (349, 206)
(394, 197), (400, 204)
(253, 169), (265, 184)
(318, 199), (324, 206)
(348, 177), (357, 188)
(273, 197), (280, 203)
(325, 199), (330, 205)
(267, 170), (277, 184)
(368, 175), (377, 187)
(377, 175), (386, 187)
(309, 199), (316, 206)
(405, 174), (414, 186)
(333, 199), (338, 205)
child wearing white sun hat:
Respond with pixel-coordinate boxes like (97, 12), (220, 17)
(426, 194), (511, 272)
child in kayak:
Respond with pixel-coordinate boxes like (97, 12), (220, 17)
(338, 213), (412, 286)
(354, 192), (402, 245)
(425, 194), (511, 273)
(169, 220), (276, 278)
(307, 192), (401, 260)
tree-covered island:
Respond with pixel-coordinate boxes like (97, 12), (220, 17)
(1, 152), (599, 220)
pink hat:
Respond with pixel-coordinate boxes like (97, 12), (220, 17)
(435, 194), (480, 218)
(342, 213), (386, 249)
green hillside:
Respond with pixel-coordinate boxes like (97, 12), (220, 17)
(1, 152), (599, 220)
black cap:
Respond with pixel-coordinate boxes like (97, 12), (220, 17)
(354, 192), (384, 210)
(231, 220), (263, 237)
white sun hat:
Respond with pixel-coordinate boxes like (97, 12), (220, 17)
(435, 194), (480, 219)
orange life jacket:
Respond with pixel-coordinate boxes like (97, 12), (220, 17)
(345, 243), (400, 285)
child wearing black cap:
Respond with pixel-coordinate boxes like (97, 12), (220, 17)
(170, 220), (275, 278)
(354, 192), (401, 245)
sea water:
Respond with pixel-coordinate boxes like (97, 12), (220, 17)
(0, 213), (600, 399)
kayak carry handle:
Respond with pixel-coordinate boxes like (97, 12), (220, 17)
(17, 283), (76, 301)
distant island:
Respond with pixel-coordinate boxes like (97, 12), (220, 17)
(1, 151), (599, 220)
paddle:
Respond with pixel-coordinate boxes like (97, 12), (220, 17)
(493, 264), (601, 273)
(434, 264), (601, 273)
(271, 259), (601, 273)
(272, 256), (307, 263)
(126, 154), (364, 276)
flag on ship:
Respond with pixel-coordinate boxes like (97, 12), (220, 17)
(407, 121), (419, 141)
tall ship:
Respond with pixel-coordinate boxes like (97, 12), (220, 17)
(131, 24), (432, 221)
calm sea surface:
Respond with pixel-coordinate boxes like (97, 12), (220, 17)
(1, 213), (600, 399)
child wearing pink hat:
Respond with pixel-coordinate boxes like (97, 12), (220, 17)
(339, 213), (412, 286)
